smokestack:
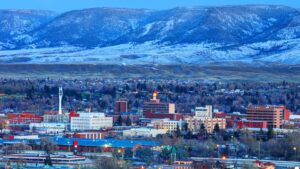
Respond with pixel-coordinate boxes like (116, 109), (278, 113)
(59, 87), (63, 115)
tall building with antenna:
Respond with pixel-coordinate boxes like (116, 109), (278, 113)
(43, 87), (70, 123)
(59, 87), (63, 115)
(143, 91), (175, 114)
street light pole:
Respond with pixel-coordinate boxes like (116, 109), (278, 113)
(294, 147), (297, 161)
(68, 141), (70, 152)
(216, 144), (220, 158)
(258, 140), (261, 160)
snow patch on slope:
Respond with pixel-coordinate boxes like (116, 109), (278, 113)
(1, 39), (300, 64)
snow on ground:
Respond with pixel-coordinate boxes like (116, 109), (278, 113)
(0, 40), (300, 64)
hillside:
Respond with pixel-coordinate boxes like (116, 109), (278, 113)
(1, 5), (300, 64)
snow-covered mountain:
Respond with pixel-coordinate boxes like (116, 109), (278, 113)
(0, 10), (57, 49)
(1, 5), (300, 64)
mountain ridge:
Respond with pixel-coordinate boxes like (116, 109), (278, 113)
(1, 5), (300, 64)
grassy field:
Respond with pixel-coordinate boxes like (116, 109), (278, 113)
(1, 64), (300, 82)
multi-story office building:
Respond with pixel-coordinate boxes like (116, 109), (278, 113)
(194, 105), (213, 119)
(185, 105), (226, 133)
(185, 117), (226, 133)
(150, 119), (184, 132)
(7, 112), (43, 124)
(29, 122), (66, 134)
(70, 112), (113, 131)
(143, 91), (175, 114)
(236, 120), (268, 129)
(115, 101), (128, 114)
(123, 128), (167, 138)
(43, 111), (70, 123)
(247, 105), (291, 128)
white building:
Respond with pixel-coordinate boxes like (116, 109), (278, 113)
(123, 128), (167, 138)
(43, 112), (70, 123)
(185, 117), (226, 133)
(149, 119), (184, 132)
(186, 105), (226, 133)
(70, 112), (112, 131)
(194, 105), (213, 119)
(14, 135), (39, 140)
(29, 123), (66, 134)
(289, 115), (300, 121)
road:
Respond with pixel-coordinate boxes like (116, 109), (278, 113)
(191, 157), (300, 168)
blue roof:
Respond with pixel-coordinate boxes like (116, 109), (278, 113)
(53, 137), (159, 148)
(0, 137), (159, 149)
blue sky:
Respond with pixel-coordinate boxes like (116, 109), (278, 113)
(1, 0), (300, 12)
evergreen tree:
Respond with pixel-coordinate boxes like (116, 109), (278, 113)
(43, 85), (51, 98)
(213, 123), (220, 133)
(258, 128), (264, 139)
(26, 89), (33, 100)
(267, 126), (274, 140)
(183, 123), (188, 131)
(124, 148), (133, 159)
(175, 125), (181, 137)
(117, 115), (123, 126)
(185, 130), (193, 139)
(44, 155), (52, 166)
(160, 147), (171, 161)
(136, 147), (153, 164)
(187, 146), (192, 157)
(200, 123), (206, 131)
(125, 116), (132, 126)
(200, 123), (207, 137)
(259, 128), (264, 135)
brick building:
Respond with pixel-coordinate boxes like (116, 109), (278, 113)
(247, 105), (292, 128)
(237, 120), (268, 129)
(7, 112), (43, 124)
(144, 110), (183, 120)
(143, 91), (175, 114)
(115, 101), (128, 114)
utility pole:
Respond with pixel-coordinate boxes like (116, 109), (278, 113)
(216, 144), (220, 158)
(294, 147), (297, 161)
(258, 140), (261, 159)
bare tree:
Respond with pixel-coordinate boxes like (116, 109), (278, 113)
(2, 143), (32, 154)
(40, 138), (57, 155)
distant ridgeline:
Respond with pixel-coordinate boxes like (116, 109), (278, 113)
(1, 5), (300, 64)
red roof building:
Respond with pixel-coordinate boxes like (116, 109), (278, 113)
(237, 120), (268, 129)
(254, 160), (275, 169)
(214, 112), (227, 118)
(69, 111), (79, 119)
(7, 112), (43, 124)
(144, 110), (183, 120)
(281, 106), (292, 121)
(247, 105), (292, 128)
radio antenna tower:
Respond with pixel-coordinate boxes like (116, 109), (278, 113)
(59, 87), (63, 115)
